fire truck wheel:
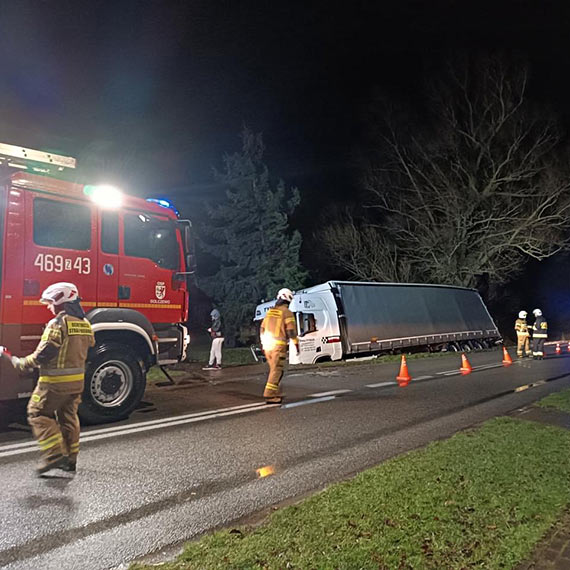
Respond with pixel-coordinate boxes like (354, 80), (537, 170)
(80, 344), (146, 425)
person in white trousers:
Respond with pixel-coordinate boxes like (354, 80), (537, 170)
(203, 309), (224, 370)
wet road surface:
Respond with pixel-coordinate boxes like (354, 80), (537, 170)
(1, 348), (570, 569)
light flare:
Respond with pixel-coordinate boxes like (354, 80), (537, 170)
(260, 332), (276, 351)
(84, 185), (123, 209)
(256, 465), (275, 478)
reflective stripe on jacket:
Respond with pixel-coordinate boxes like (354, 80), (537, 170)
(532, 316), (548, 339)
(514, 318), (529, 336)
(22, 313), (95, 383)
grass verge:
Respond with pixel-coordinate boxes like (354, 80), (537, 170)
(186, 346), (256, 367)
(130, 417), (570, 569)
(146, 367), (189, 384)
(536, 387), (570, 414)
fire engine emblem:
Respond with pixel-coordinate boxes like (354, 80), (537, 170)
(103, 263), (114, 276)
(155, 281), (166, 300)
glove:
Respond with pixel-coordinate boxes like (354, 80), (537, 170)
(11, 356), (22, 368)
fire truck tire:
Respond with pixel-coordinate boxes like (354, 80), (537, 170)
(80, 343), (146, 425)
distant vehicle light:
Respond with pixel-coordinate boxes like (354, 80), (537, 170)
(84, 185), (123, 208)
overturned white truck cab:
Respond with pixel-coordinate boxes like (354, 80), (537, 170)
(253, 281), (501, 365)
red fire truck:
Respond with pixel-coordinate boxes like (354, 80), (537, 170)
(0, 143), (193, 423)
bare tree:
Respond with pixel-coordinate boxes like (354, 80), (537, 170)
(323, 56), (570, 289)
(321, 210), (414, 282)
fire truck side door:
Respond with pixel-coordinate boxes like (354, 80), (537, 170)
(118, 211), (184, 324)
(24, 193), (96, 324)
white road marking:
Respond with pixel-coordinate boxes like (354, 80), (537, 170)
(0, 402), (277, 459)
(307, 389), (352, 397)
(366, 381), (397, 388)
(413, 375), (433, 382)
(85, 402), (270, 437)
(473, 363), (503, 371)
(438, 362), (504, 376)
(281, 396), (336, 408)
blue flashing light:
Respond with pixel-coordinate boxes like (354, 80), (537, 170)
(146, 197), (179, 216)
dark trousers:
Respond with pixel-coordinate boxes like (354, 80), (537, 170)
(532, 337), (546, 357)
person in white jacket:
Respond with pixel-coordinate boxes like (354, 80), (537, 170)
(203, 309), (224, 370)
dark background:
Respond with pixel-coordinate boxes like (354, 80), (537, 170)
(2, 0), (570, 338)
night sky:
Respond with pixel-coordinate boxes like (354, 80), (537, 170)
(2, 1), (570, 212)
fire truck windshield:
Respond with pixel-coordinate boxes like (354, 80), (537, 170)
(124, 214), (180, 270)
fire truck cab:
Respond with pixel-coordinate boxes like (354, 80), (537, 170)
(0, 143), (193, 423)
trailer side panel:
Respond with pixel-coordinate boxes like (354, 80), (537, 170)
(337, 283), (498, 352)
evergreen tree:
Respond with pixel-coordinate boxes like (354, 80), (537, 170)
(199, 128), (307, 344)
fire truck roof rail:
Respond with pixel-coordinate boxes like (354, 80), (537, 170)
(0, 142), (76, 174)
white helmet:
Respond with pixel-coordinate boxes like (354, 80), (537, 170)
(277, 288), (294, 303)
(533, 308), (542, 317)
(518, 310), (527, 319)
(40, 282), (79, 306)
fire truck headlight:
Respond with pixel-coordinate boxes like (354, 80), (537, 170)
(84, 185), (123, 208)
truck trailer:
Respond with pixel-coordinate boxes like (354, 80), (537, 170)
(0, 143), (194, 423)
(254, 281), (501, 365)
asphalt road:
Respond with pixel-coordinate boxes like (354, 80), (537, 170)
(1, 348), (570, 570)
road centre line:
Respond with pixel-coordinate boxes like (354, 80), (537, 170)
(281, 396), (336, 409)
(0, 402), (268, 452)
(0, 402), (275, 458)
(474, 363), (504, 371)
(438, 362), (504, 376)
(413, 375), (433, 382)
(308, 389), (352, 397)
(437, 368), (458, 375)
(84, 401), (269, 437)
(366, 381), (397, 388)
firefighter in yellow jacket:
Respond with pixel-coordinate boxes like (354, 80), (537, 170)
(260, 288), (300, 404)
(514, 310), (531, 358)
(3, 283), (95, 475)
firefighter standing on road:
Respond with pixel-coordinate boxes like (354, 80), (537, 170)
(2, 283), (94, 476)
(531, 308), (548, 360)
(260, 288), (300, 404)
(514, 310), (531, 358)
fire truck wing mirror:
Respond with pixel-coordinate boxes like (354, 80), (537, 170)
(185, 227), (191, 252)
(177, 221), (192, 251)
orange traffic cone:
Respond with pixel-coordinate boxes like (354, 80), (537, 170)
(556, 343), (561, 355)
(396, 355), (412, 387)
(502, 346), (513, 366)
(460, 353), (472, 375)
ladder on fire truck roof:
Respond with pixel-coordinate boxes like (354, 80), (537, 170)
(0, 142), (76, 174)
